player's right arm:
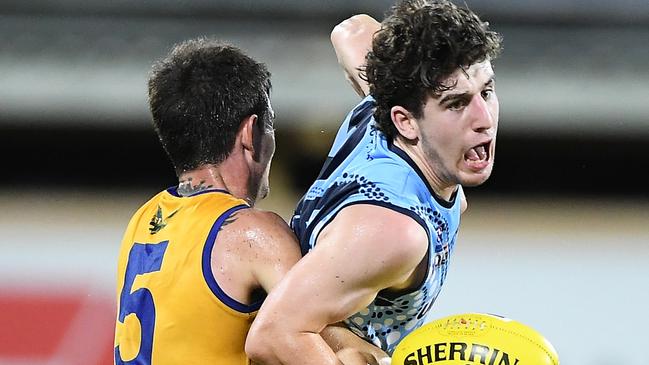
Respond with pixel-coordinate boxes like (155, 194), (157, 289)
(245, 204), (428, 365)
(320, 324), (391, 365)
(331, 14), (380, 98)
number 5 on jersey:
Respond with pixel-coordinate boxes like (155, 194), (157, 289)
(115, 241), (169, 364)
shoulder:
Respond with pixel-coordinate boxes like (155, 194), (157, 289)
(229, 207), (287, 227)
(129, 190), (167, 219)
(337, 204), (427, 250)
(219, 208), (297, 250)
(216, 208), (301, 292)
(319, 204), (428, 286)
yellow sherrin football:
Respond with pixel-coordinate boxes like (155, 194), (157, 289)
(391, 313), (559, 365)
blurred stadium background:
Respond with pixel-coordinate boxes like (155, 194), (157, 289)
(1, 1), (648, 364)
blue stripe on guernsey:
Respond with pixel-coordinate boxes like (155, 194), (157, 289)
(326, 96), (377, 155)
(317, 102), (374, 180)
(201, 204), (263, 313)
(166, 186), (231, 197)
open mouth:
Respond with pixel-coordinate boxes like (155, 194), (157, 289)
(464, 140), (491, 163)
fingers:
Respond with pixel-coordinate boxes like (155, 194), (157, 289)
(336, 348), (371, 365)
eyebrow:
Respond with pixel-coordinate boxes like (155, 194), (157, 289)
(437, 75), (496, 105)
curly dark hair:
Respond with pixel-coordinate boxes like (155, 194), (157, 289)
(365, 0), (502, 139)
(148, 38), (272, 175)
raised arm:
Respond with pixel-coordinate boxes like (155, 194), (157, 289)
(245, 204), (428, 364)
(331, 14), (380, 98)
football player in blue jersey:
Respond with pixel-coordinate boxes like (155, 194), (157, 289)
(246, 1), (503, 363)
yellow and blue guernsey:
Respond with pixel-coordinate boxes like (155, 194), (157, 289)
(291, 95), (463, 354)
(114, 187), (255, 365)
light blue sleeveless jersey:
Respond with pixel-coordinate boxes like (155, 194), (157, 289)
(291, 96), (463, 354)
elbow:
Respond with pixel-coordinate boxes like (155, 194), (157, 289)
(330, 14), (372, 44)
(244, 340), (270, 364)
(330, 20), (347, 47)
(330, 16), (350, 43)
(245, 318), (279, 363)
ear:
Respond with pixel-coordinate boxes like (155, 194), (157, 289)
(239, 114), (258, 154)
(390, 105), (419, 141)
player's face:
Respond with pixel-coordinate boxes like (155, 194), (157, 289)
(418, 60), (499, 188)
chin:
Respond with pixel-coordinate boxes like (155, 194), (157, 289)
(460, 169), (493, 187)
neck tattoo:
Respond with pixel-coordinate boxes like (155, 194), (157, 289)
(177, 177), (215, 197)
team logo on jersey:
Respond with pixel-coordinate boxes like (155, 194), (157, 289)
(149, 206), (180, 234)
(432, 243), (449, 267)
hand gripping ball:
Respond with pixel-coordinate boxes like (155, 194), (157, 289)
(391, 313), (559, 365)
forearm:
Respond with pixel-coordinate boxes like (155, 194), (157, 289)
(245, 296), (378, 365)
(322, 324), (390, 365)
(246, 324), (342, 365)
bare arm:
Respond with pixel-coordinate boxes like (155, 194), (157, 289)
(321, 325), (390, 365)
(244, 210), (303, 293)
(245, 205), (428, 364)
(213, 209), (303, 299)
(227, 210), (388, 364)
(331, 14), (380, 98)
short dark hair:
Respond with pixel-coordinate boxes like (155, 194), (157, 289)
(148, 38), (271, 174)
(365, 0), (502, 139)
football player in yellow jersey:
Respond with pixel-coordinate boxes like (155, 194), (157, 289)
(114, 38), (387, 365)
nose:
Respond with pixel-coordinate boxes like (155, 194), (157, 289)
(469, 94), (495, 133)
